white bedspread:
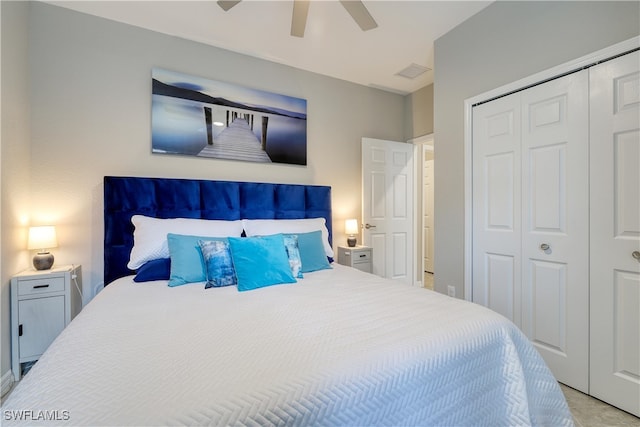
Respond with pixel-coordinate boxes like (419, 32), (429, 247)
(2, 265), (573, 426)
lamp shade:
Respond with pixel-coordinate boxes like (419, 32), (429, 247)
(345, 219), (359, 235)
(27, 226), (58, 251)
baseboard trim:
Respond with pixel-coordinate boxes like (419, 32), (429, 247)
(1, 369), (15, 398)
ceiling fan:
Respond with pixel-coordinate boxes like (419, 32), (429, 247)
(216, 0), (378, 37)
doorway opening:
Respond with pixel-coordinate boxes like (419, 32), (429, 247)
(411, 134), (434, 290)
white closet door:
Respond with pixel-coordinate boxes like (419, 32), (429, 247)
(589, 51), (640, 417)
(473, 70), (590, 392)
(472, 94), (522, 324)
(520, 70), (590, 392)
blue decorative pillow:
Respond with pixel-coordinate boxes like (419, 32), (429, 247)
(198, 239), (237, 289)
(228, 234), (297, 292)
(282, 234), (303, 279)
(133, 258), (170, 282)
(167, 233), (226, 287)
(291, 230), (332, 272)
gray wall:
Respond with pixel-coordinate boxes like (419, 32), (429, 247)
(433, 1), (639, 297)
(1, 1), (32, 385)
(405, 83), (433, 139)
(1, 1), (407, 384)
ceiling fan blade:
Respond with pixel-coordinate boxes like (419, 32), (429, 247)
(291, 0), (310, 38)
(217, 1), (241, 12)
(339, 0), (377, 31)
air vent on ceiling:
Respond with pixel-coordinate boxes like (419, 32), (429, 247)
(395, 63), (431, 79)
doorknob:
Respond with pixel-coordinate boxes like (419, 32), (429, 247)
(633, 251), (640, 261)
(364, 223), (376, 229)
(540, 243), (550, 251)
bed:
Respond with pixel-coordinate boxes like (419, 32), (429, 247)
(2, 176), (573, 426)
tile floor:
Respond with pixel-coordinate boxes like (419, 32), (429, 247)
(561, 382), (639, 426)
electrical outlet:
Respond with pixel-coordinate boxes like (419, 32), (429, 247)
(447, 285), (456, 298)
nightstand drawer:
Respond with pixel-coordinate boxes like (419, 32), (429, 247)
(351, 250), (371, 262)
(17, 277), (65, 296)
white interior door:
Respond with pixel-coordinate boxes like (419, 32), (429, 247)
(362, 137), (414, 285)
(423, 147), (434, 273)
(589, 51), (640, 417)
(472, 70), (590, 392)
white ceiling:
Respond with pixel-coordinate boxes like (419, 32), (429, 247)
(45, 0), (492, 95)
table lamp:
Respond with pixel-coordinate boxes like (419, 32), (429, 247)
(28, 226), (58, 270)
(345, 219), (359, 247)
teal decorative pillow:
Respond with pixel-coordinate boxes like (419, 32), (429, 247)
(167, 233), (225, 287)
(283, 234), (303, 279)
(228, 234), (297, 292)
(198, 239), (237, 289)
(292, 230), (332, 272)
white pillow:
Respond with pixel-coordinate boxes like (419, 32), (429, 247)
(242, 218), (334, 258)
(127, 215), (244, 270)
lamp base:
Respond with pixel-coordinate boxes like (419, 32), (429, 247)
(347, 237), (357, 247)
(33, 252), (54, 270)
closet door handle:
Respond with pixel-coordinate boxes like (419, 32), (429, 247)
(632, 251), (640, 261)
(540, 243), (550, 251)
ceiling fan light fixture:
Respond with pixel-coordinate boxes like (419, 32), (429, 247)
(217, 1), (241, 12)
(217, 0), (377, 39)
(291, 0), (310, 38)
(339, 0), (378, 31)
(395, 63), (431, 80)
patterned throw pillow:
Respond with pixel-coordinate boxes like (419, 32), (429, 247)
(198, 239), (237, 289)
(290, 231), (332, 272)
(283, 235), (303, 279)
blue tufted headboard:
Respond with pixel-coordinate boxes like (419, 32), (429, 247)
(104, 176), (332, 285)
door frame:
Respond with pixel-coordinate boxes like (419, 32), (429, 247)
(463, 36), (640, 300)
(409, 134), (434, 284)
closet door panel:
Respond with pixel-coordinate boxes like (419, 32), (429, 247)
(529, 144), (566, 231)
(529, 260), (566, 352)
(590, 50), (640, 417)
(521, 70), (589, 392)
(615, 130), (640, 236)
(485, 253), (515, 320)
(613, 271), (639, 378)
(472, 94), (522, 325)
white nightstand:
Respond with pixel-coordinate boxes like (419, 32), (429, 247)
(11, 264), (82, 381)
(337, 246), (372, 273)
